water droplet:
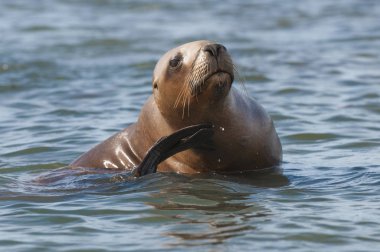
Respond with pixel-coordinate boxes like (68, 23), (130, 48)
(219, 127), (225, 131)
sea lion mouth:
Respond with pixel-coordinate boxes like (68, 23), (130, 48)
(205, 70), (234, 82)
(192, 70), (234, 96)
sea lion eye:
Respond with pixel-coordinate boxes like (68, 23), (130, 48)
(169, 55), (182, 68)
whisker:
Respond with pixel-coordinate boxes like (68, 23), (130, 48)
(233, 63), (248, 96)
(187, 95), (190, 117)
(174, 85), (186, 109)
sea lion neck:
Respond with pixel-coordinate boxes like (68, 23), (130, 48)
(154, 91), (232, 130)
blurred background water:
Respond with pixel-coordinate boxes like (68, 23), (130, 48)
(1, 0), (380, 251)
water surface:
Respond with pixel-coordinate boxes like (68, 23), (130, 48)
(1, 0), (380, 251)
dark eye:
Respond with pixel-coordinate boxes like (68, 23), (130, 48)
(169, 55), (182, 68)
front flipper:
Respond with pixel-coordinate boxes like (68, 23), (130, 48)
(131, 124), (214, 177)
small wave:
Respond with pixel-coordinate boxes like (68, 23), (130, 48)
(285, 133), (342, 142)
(2, 147), (60, 157)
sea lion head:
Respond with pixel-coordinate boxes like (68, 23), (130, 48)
(152, 40), (234, 121)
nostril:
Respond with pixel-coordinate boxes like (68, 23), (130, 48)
(203, 44), (217, 57)
(219, 45), (226, 52)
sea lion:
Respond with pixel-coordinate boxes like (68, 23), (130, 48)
(70, 40), (282, 174)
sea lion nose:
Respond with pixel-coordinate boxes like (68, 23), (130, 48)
(202, 43), (226, 57)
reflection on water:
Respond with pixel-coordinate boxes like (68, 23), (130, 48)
(148, 176), (267, 246)
(1, 0), (380, 251)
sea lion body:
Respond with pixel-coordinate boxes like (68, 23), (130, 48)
(71, 40), (282, 174)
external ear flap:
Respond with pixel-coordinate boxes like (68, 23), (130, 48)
(152, 73), (159, 89)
